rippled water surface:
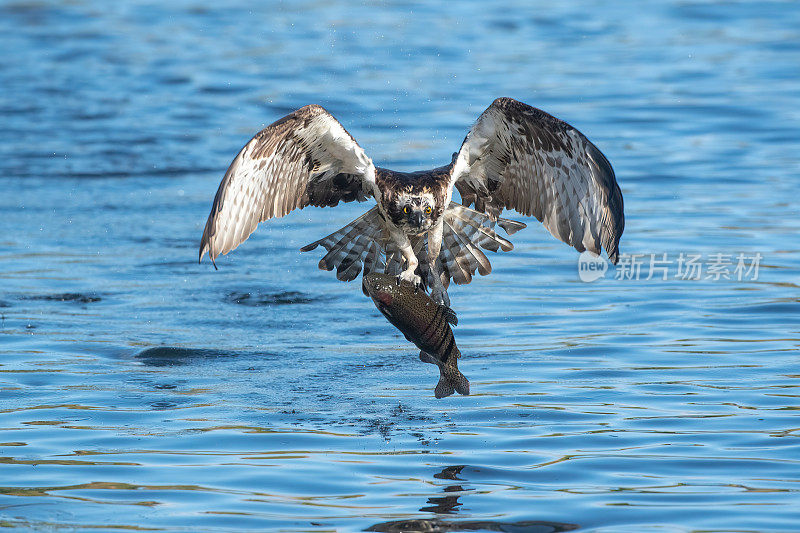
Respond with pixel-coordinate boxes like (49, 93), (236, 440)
(1, 1), (799, 531)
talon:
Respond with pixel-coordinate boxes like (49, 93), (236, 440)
(431, 286), (450, 307)
(398, 270), (423, 288)
(395, 276), (401, 286)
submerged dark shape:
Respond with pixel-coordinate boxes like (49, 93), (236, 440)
(365, 518), (579, 533)
(134, 346), (238, 367)
(24, 292), (102, 303)
(363, 273), (469, 398)
(225, 290), (317, 306)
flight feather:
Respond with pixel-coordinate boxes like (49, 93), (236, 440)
(199, 104), (376, 265)
(450, 97), (624, 263)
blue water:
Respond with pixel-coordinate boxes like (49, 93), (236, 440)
(1, 1), (799, 531)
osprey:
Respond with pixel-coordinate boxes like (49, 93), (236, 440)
(199, 98), (624, 307)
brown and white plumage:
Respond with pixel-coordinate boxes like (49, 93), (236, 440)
(300, 203), (524, 288)
(199, 104), (376, 266)
(450, 97), (624, 263)
(200, 98), (624, 305)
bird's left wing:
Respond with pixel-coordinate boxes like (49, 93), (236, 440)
(449, 97), (624, 263)
(200, 104), (377, 266)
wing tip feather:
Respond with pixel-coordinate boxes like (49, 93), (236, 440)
(607, 245), (620, 265)
(198, 238), (218, 270)
(300, 241), (320, 252)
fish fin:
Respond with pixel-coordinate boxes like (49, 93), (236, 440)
(446, 356), (470, 396)
(419, 351), (438, 364)
(498, 217), (527, 235)
(452, 369), (470, 396)
(441, 305), (458, 326)
(433, 358), (470, 398)
(434, 375), (455, 398)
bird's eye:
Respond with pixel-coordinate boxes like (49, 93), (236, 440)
(403, 206), (411, 214)
(425, 206), (432, 215)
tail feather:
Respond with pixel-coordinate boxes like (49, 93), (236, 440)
(498, 217), (527, 235)
(441, 227), (473, 285)
(445, 219), (492, 276)
(383, 235), (425, 278)
(383, 241), (404, 277)
(319, 222), (371, 271)
(363, 241), (384, 277)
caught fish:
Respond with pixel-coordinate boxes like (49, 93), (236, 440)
(363, 272), (470, 398)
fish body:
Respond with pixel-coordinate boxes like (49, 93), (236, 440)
(363, 273), (470, 398)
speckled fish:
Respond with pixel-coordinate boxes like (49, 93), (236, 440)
(363, 273), (469, 398)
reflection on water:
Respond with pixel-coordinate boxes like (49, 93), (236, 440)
(2, 0), (800, 531)
(421, 466), (466, 515)
(419, 485), (464, 515)
(368, 466), (579, 532)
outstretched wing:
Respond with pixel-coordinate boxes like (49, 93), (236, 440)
(199, 104), (377, 266)
(450, 97), (624, 263)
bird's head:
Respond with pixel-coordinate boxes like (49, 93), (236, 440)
(387, 190), (437, 234)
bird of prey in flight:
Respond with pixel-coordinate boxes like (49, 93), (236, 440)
(199, 97), (624, 307)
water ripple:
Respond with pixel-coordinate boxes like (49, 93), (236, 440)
(1, 0), (799, 531)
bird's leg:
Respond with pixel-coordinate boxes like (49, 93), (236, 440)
(426, 221), (450, 307)
(392, 229), (423, 289)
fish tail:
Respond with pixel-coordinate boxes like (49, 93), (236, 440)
(446, 362), (471, 397)
(434, 373), (456, 399)
(424, 350), (470, 398)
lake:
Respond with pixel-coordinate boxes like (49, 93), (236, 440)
(1, 1), (799, 531)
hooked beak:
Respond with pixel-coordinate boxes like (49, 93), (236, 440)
(411, 211), (424, 228)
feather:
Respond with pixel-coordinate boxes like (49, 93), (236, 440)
(200, 105), (377, 265)
(446, 204), (514, 252)
(449, 97), (624, 263)
(440, 225), (473, 285)
(300, 208), (385, 281)
(445, 220), (492, 277)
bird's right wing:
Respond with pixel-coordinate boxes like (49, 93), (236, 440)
(199, 104), (377, 266)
